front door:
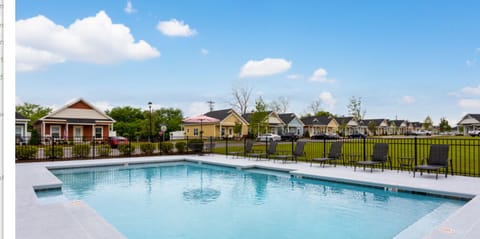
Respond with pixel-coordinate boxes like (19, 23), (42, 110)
(74, 126), (83, 141)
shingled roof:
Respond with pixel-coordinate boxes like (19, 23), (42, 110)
(205, 109), (234, 121)
(301, 115), (332, 125)
(278, 113), (297, 124)
(16, 112), (29, 120)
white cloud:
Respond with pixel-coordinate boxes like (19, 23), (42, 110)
(156, 19), (197, 37)
(92, 101), (114, 112)
(200, 48), (209, 55)
(309, 68), (335, 83)
(401, 95), (416, 104)
(186, 102), (210, 117)
(16, 11), (160, 72)
(319, 91), (336, 110)
(461, 85), (480, 96)
(239, 58), (292, 78)
(286, 74), (302, 80)
(459, 99), (480, 109)
(124, 1), (137, 14)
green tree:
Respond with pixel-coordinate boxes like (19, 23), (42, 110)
(233, 122), (242, 137)
(16, 103), (52, 130)
(368, 121), (377, 136)
(106, 106), (145, 138)
(249, 97), (269, 136)
(439, 117), (451, 132)
(152, 108), (183, 140)
(347, 96), (366, 121)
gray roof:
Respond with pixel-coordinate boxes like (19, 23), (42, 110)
(278, 113), (297, 124)
(301, 116), (332, 125)
(205, 109), (234, 121)
(16, 112), (29, 120)
(335, 116), (354, 125)
(361, 119), (387, 127)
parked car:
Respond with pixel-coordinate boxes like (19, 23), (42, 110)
(281, 132), (300, 141)
(415, 130), (432, 136)
(348, 133), (367, 139)
(311, 133), (340, 140)
(108, 136), (129, 148)
(256, 133), (281, 142)
(468, 130), (480, 136)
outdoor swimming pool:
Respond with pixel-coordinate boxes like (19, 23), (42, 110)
(50, 162), (465, 239)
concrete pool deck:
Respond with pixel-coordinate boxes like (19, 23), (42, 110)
(16, 154), (480, 239)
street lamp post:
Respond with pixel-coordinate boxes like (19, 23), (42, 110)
(148, 101), (152, 142)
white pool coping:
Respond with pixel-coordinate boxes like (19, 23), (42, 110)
(16, 154), (480, 239)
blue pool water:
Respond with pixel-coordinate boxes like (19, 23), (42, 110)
(51, 162), (465, 239)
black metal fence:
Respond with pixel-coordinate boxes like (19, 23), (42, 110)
(15, 136), (480, 177)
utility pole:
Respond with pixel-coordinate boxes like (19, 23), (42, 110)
(207, 100), (215, 112)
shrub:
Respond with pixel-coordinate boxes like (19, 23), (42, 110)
(175, 142), (186, 153)
(16, 146), (38, 160)
(187, 139), (204, 153)
(160, 142), (174, 154)
(29, 130), (41, 145)
(140, 143), (157, 155)
(96, 144), (111, 157)
(44, 145), (64, 159)
(72, 144), (91, 158)
(118, 144), (135, 155)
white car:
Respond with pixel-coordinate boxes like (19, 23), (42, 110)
(468, 130), (480, 136)
(256, 133), (281, 142)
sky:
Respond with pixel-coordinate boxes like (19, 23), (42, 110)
(14, 0), (480, 125)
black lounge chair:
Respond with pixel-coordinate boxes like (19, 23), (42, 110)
(414, 144), (451, 180)
(249, 141), (277, 160)
(310, 142), (344, 167)
(275, 141), (306, 163)
(355, 143), (390, 172)
(229, 140), (254, 158)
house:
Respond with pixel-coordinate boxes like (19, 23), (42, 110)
(361, 119), (389, 136)
(182, 109), (249, 138)
(335, 117), (362, 136)
(278, 113), (304, 136)
(390, 120), (409, 135)
(33, 98), (115, 144)
(301, 116), (338, 136)
(16, 112), (30, 144)
(242, 111), (285, 135)
(457, 114), (480, 136)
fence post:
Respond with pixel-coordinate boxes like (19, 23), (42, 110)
(92, 137), (96, 159)
(323, 138), (326, 158)
(225, 135), (228, 157)
(186, 136), (189, 153)
(128, 138), (132, 157)
(414, 136), (418, 166)
(363, 137), (367, 161)
(51, 138), (55, 161)
(291, 137), (294, 155)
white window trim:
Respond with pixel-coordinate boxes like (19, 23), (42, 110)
(73, 126), (83, 140)
(50, 125), (61, 138)
(95, 126), (103, 139)
(194, 128), (199, 136)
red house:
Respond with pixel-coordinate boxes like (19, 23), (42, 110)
(34, 98), (115, 143)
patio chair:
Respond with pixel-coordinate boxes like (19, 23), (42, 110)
(249, 141), (278, 160)
(275, 141), (306, 163)
(354, 143), (390, 172)
(413, 144), (451, 180)
(229, 140), (254, 158)
(310, 142), (344, 167)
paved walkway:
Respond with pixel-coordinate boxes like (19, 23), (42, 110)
(16, 154), (480, 238)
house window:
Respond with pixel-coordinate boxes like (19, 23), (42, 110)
(16, 125), (24, 137)
(51, 126), (60, 138)
(95, 126), (103, 139)
(228, 128), (233, 135)
(221, 127), (225, 136)
(74, 126), (83, 140)
(194, 128), (199, 136)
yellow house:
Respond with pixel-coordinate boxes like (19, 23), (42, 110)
(182, 109), (249, 138)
